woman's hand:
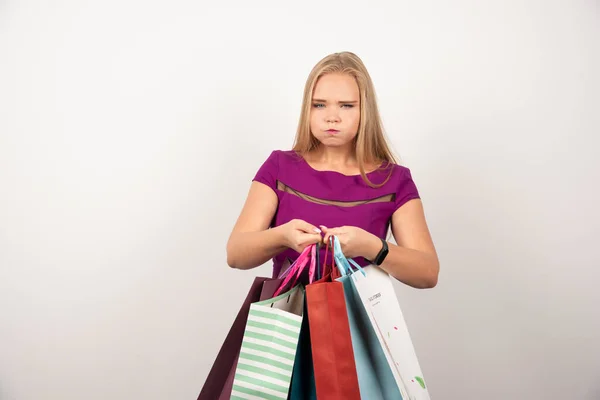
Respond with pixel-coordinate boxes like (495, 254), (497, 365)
(320, 225), (381, 260)
(277, 219), (322, 253)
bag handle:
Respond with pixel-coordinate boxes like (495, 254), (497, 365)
(307, 244), (317, 284)
(273, 244), (316, 297)
(315, 242), (321, 281)
(318, 236), (343, 280)
(278, 244), (312, 280)
(322, 237), (331, 277)
(332, 236), (366, 277)
(322, 236), (339, 278)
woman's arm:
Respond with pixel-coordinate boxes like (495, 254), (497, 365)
(226, 182), (322, 270)
(366, 199), (439, 288)
(321, 198), (439, 288)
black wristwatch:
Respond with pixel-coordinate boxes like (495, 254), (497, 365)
(371, 238), (389, 265)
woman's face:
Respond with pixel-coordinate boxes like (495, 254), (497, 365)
(309, 73), (361, 149)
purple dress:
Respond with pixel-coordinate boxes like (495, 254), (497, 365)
(253, 150), (421, 278)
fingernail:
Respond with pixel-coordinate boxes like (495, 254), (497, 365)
(320, 225), (327, 229)
(314, 228), (321, 233)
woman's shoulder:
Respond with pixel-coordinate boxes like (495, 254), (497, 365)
(371, 159), (414, 182)
(384, 161), (420, 206)
(261, 149), (309, 175)
(387, 161), (414, 178)
(253, 149), (305, 187)
(270, 149), (303, 162)
(260, 149), (302, 163)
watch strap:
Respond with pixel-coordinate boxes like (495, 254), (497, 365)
(372, 238), (389, 265)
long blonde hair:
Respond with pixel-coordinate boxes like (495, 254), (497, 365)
(292, 51), (398, 187)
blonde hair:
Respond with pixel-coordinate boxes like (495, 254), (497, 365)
(292, 51), (397, 187)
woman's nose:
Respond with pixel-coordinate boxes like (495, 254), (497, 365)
(326, 112), (340, 123)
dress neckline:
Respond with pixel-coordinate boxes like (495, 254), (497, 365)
(296, 152), (388, 177)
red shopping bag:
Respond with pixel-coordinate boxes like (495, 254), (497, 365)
(306, 241), (361, 399)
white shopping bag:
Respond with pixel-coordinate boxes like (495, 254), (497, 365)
(350, 264), (431, 400)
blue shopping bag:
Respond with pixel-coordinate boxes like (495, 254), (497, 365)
(333, 236), (432, 400)
(332, 238), (404, 400)
(337, 274), (403, 399)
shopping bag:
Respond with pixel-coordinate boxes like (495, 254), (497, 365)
(288, 296), (317, 400)
(333, 235), (431, 400)
(336, 272), (402, 399)
(328, 236), (402, 400)
(279, 244), (318, 399)
(230, 284), (305, 399)
(260, 278), (284, 301)
(197, 276), (270, 400)
(306, 241), (361, 399)
(350, 264), (431, 399)
(272, 244), (318, 399)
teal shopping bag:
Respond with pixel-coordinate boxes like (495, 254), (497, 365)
(288, 297), (317, 399)
(332, 235), (431, 399)
(330, 236), (403, 400)
(337, 274), (403, 399)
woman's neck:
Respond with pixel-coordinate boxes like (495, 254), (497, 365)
(310, 146), (357, 168)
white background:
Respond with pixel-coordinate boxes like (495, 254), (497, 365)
(1, 1), (599, 399)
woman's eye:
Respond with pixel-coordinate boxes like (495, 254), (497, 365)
(312, 103), (354, 108)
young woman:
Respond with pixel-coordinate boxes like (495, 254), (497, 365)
(226, 52), (439, 289)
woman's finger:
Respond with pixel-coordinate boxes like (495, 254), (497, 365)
(299, 232), (322, 245)
(296, 220), (321, 234)
(322, 229), (340, 245)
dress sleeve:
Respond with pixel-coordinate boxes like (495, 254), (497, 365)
(252, 150), (280, 192)
(394, 166), (421, 211)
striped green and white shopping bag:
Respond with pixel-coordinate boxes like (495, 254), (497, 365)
(231, 284), (305, 400)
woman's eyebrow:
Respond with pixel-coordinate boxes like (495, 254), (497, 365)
(312, 99), (359, 104)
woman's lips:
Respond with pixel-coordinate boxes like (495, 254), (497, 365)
(326, 129), (340, 134)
